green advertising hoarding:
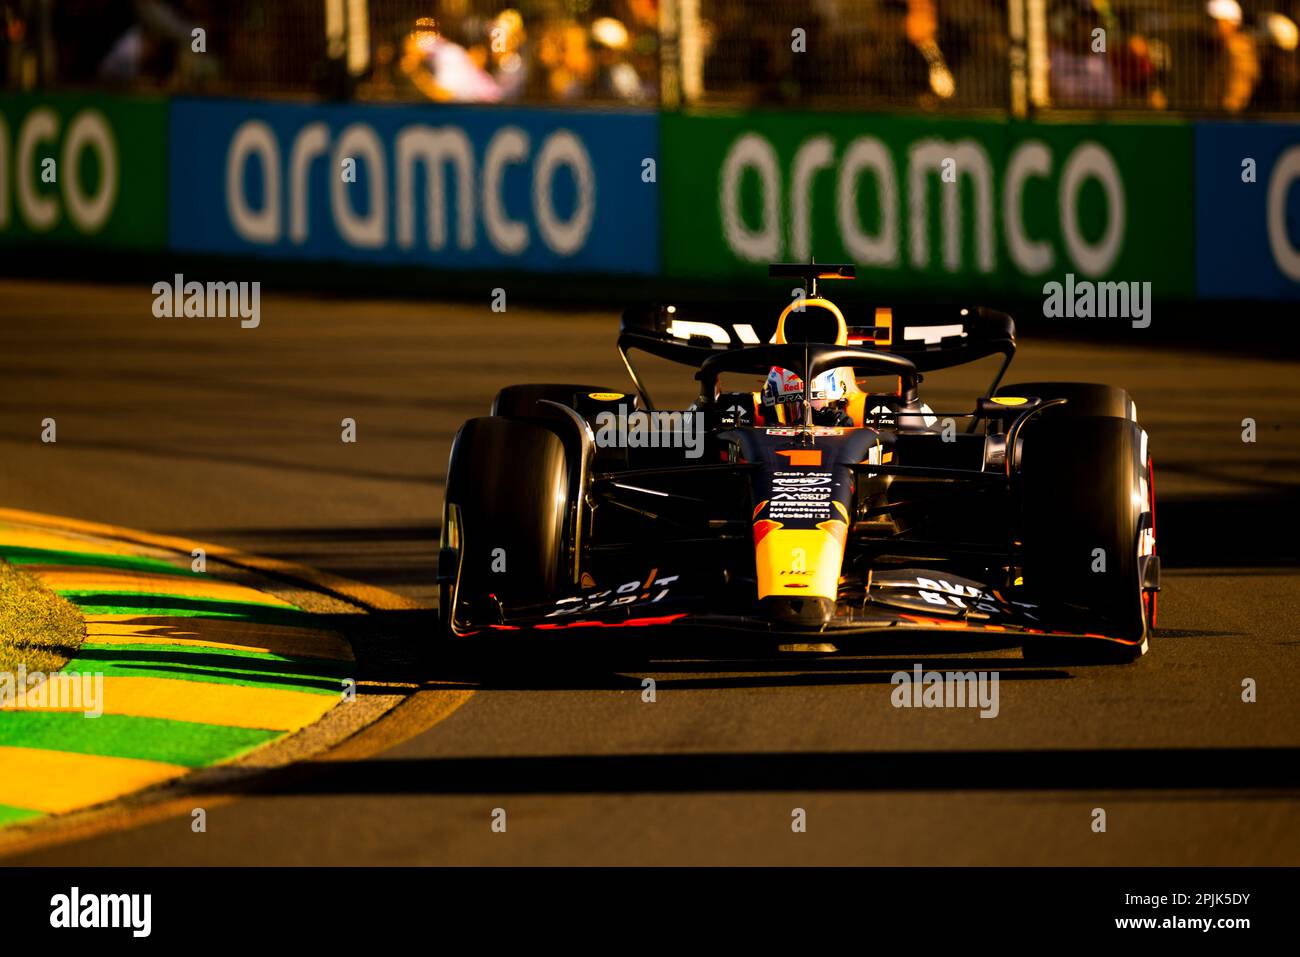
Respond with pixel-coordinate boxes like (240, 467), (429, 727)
(662, 112), (1194, 299)
(0, 92), (167, 249)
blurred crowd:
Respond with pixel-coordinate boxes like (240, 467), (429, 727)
(1047, 0), (1300, 111)
(696, 0), (1005, 109)
(362, 0), (659, 103)
(2, 0), (220, 88)
(0, 0), (659, 102)
(2, 0), (1299, 113)
(695, 0), (1300, 112)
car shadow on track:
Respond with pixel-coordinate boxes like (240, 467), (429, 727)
(325, 603), (1081, 691)
(420, 655), (1072, 692)
(329, 602), (1102, 692)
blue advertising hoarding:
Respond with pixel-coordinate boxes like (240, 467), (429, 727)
(1196, 122), (1300, 299)
(168, 99), (659, 274)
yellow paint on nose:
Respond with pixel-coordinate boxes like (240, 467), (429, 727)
(754, 526), (848, 601)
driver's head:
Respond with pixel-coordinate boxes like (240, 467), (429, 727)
(761, 366), (851, 425)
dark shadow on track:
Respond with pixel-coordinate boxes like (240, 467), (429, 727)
(323, 603), (1204, 690)
(214, 747), (1300, 797)
(1160, 494), (1299, 567)
(187, 524), (441, 590)
(411, 663), (1072, 693)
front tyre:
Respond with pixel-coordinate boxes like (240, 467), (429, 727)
(1018, 415), (1153, 663)
(439, 417), (571, 638)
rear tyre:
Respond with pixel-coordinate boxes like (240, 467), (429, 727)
(996, 381), (1134, 420)
(491, 384), (627, 418)
(439, 417), (571, 639)
(1018, 416), (1151, 663)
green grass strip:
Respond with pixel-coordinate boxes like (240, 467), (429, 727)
(81, 641), (331, 664)
(0, 712), (281, 766)
(58, 593), (313, 627)
(0, 804), (44, 827)
(63, 646), (346, 695)
(0, 545), (197, 576)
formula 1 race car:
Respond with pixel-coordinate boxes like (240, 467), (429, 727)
(438, 263), (1159, 664)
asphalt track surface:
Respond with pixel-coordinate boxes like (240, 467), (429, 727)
(0, 279), (1297, 865)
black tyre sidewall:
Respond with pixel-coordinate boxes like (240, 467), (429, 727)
(1019, 416), (1147, 642)
(444, 417), (570, 611)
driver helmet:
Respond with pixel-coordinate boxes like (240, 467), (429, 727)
(761, 366), (852, 425)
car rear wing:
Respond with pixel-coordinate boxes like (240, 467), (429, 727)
(618, 301), (1017, 408)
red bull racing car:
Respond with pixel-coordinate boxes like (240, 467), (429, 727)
(438, 263), (1159, 664)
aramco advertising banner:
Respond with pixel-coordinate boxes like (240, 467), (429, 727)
(0, 92), (168, 249)
(1195, 121), (1300, 300)
(167, 98), (660, 275)
(660, 112), (1195, 300)
(10, 92), (1290, 304)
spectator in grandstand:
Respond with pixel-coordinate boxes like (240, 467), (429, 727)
(48, 0), (212, 88)
(101, 0), (216, 87)
(1207, 0), (1259, 111)
(399, 15), (503, 103)
(485, 8), (529, 101)
(1049, 0), (1116, 107)
(1093, 2), (1159, 108)
(621, 0), (660, 93)
(0, 0), (38, 86)
(591, 15), (650, 101)
(904, 0), (955, 99)
(849, 1), (949, 108)
(1253, 8), (1300, 109)
(358, 39), (400, 100)
(536, 19), (594, 100)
